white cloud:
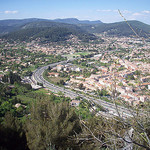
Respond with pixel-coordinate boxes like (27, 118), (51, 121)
(94, 9), (150, 24)
(132, 12), (142, 16)
(113, 10), (118, 12)
(131, 10), (150, 17)
(122, 10), (132, 14)
(4, 10), (18, 14)
(97, 9), (112, 12)
(126, 10), (150, 24)
(97, 9), (132, 14)
(142, 10), (150, 14)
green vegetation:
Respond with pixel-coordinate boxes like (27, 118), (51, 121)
(97, 61), (111, 67)
(97, 89), (110, 97)
(82, 20), (150, 37)
(1, 19), (150, 39)
(2, 71), (21, 84)
(2, 24), (96, 43)
(134, 70), (142, 75)
(75, 52), (91, 56)
(0, 79), (106, 149)
(25, 100), (81, 150)
(43, 70), (68, 86)
(126, 74), (135, 80)
(0, 65), (150, 150)
(76, 99), (93, 119)
(118, 66), (126, 71)
(0, 18), (150, 150)
(0, 45), (66, 76)
(118, 82), (124, 86)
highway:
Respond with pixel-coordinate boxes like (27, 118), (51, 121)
(32, 61), (134, 118)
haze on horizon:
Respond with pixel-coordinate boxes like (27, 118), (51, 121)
(0, 0), (150, 25)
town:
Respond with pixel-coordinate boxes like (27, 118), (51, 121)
(1, 0), (150, 149)
(0, 34), (150, 107)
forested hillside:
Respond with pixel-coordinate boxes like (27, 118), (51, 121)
(0, 80), (150, 150)
(1, 18), (150, 43)
(1, 21), (97, 42)
(80, 20), (150, 37)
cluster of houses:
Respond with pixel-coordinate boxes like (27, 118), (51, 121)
(24, 34), (150, 57)
(42, 48), (150, 106)
(50, 64), (82, 73)
(1, 35), (150, 107)
(67, 58), (150, 106)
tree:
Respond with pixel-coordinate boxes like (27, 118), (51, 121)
(2, 74), (9, 83)
(25, 99), (82, 150)
(98, 89), (109, 96)
(59, 79), (65, 85)
(126, 74), (135, 80)
(37, 82), (43, 87)
(134, 70), (142, 75)
(79, 83), (84, 90)
(77, 106), (150, 150)
(0, 112), (29, 150)
(48, 66), (51, 71)
(2, 72), (21, 84)
(23, 70), (32, 76)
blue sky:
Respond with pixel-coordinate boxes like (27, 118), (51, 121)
(0, 0), (150, 24)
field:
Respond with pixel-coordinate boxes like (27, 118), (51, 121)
(74, 52), (91, 56)
(64, 51), (91, 59)
(48, 76), (68, 84)
(34, 88), (48, 94)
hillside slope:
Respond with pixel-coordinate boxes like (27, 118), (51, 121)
(53, 18), (102, 24)
(80, 20), (150, 37)
(0, 18), (102, 35)
(1, 19), (150, 42)
(2, 21), (97, 42)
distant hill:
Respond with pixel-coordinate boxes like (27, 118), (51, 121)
(0, 18), (48, 35)
(0, 18), (47, 27)
(53, 18), (102, 25)
(0, 18), (150, 43)
(81, 20), (150, 37)
(0, 18), (102, 35)
(2, 21), (97, 42)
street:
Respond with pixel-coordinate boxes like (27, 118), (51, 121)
(32, 61), (134, 118)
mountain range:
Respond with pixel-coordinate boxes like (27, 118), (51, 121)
(0, 18), (150, 42)
(53, 18), (102, 25)
(0, 18), (102, 35)
(80, 20), (150, 37)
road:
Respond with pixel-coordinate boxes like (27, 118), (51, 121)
(31, 61), (134, 118)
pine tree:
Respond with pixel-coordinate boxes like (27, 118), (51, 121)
(0, 112), (29, 150)
(25, 99), (81, 150)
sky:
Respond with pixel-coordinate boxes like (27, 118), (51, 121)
(0, 0), (150, 24)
